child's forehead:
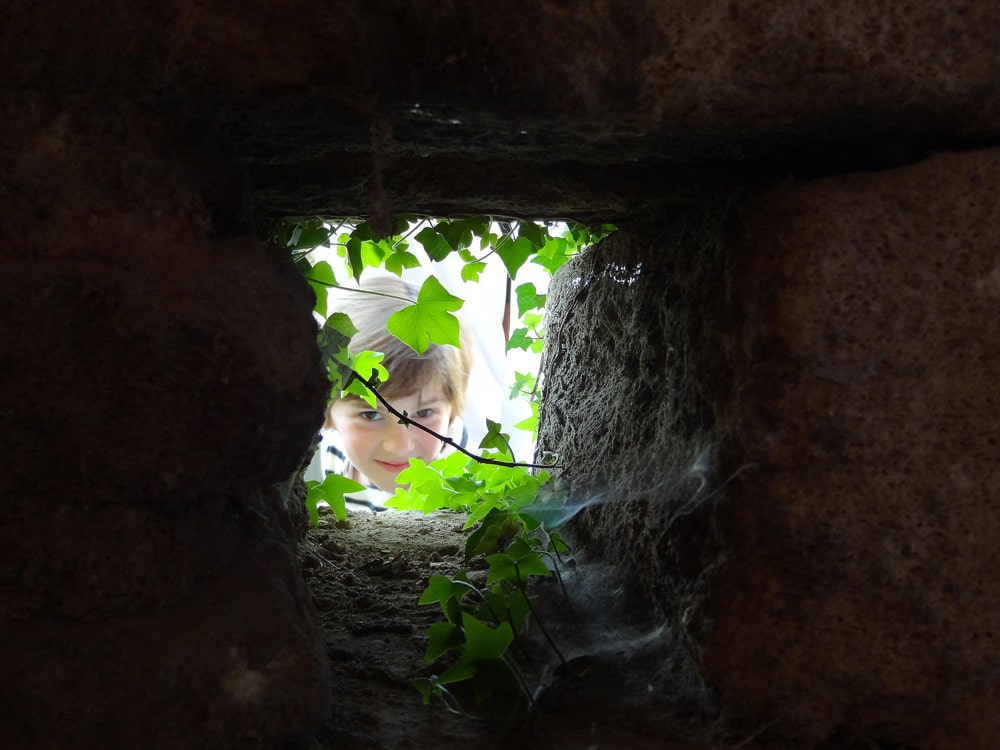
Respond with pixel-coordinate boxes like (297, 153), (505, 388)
(341, 382), (447, 405)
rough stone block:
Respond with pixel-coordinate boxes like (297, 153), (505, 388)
(707, 148), (1000, 747)
(0, 100), (331, 749)
(540, 149), (1000, 747)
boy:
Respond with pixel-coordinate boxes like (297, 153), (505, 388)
(323, 276), (473, 497)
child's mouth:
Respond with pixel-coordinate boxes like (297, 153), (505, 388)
(375, 460), (410, 472)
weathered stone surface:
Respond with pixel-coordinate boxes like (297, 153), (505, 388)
(539, 149), (1000, 747)
(2, 1), (997, 221)
(3, 493), (329, 749)
(538, 208), (735, 721)
(0, 98), (331, 749)
(3, 1), (999, 747)
(707, 148), (1000, 747)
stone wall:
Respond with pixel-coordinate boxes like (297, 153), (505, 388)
(2, 0), (999, 747)
(539, 149), (1000, 747)
(0, 99), (331, 749)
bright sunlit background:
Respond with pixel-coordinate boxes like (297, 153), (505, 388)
(302, 220), (561, 484)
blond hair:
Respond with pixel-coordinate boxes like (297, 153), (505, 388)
(332, 276), (473, 416)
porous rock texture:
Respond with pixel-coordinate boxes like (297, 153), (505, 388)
(538, 149), (1000, 747)
(0, 98), (331, 749)
(5, 1), (996, 223)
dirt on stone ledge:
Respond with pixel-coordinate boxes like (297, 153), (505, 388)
(294, 508), (783, 750)
(298, 509), (489, 749)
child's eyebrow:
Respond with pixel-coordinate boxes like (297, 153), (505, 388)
(416, 397), (447, 407)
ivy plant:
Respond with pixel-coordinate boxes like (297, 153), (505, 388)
(278, 214), (612, 714)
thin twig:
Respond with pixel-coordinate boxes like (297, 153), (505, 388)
(449, 579), (505, 625)
(352, 371), (563, 470)
(303, 276), (414, 305)
(515, 563), (571, 671)
(501, 653), (538, 709)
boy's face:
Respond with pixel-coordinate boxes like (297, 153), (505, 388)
(328, 383), (454, 492)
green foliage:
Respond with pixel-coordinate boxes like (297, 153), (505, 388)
(409, 495), (575, 712)
(515, 281), (545, 317)
(342, 350), (389, 407)
(282, 214), (612, 458)
(386, 275), (464, 354)
(384, 422), (576, 713)
(278, 214), (613, 716)
(305, 473), (366, 523)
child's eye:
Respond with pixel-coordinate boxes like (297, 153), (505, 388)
(413, 408), (435, 419)
(359, 411), (382, 421)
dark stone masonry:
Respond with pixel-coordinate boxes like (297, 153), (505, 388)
(2, 2), (997, 747)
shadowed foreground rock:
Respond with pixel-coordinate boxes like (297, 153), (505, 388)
(1, 0), (999, 746)
(539, 148), (1000, 747)
(0, 99), (330, 750)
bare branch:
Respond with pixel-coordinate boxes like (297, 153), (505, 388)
(351, 371), (562, 470)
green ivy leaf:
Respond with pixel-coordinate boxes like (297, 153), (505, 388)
(496, 236), (534, 279)
(345, 236), (364, 282)
(504, 536), (533, 561)
(317, 312), (357, 383)
(464, 506), (510, 559)
(419, 575), (459, 606)
(304, 481), (321, 526)
(478, 585), (531, 633)
(303, 261), (337, 317)
(425, 621), (465, 662)
(288, 220), (332, 250)
(361, 239), (387, 270)
(505, 587), (531, 631)
(387, 276), (463, 354)
(486, 549), (550, 585)
(461, 260), (487, 282)
(412, 677), (434, 705)
(320, 313), (365, 393)
(505, 327), (534, 352)
(341, 350), (389, 407)
(385, 248), (421, 276)
(460, 612), (514, 663)
(514, 553), (552, 580)
(394, 457), (433, 491)
(438, 217), (490, 252)
(435, 659), (478, 687)
(462, 492), (499, 531)
(325, 311), (358, 339)
(517, 219), (547, 249)
(477, 419), (513, 457)
(432, 449), (473, 476)
(485, 552), (517, 585)
(513, 400), (539, 438)
(531, 235), (574, 275)
(352, 349), (389, 384)
(306, 473), (366, 523)
(501, 472), (542, 509)
(548, 530), (571, 554)
(508, 370), (537, 399)
(414, 226), (453, 261)
(522, 311), (544, 329)
(515, 281), (546, 317)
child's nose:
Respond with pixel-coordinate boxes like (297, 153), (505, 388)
(381, 420), (415, 454)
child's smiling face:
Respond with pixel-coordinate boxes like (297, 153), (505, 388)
(328, 383), (453, 492)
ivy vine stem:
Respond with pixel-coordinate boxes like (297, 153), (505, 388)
(352, 371), (563, 470)
(514, 562), (572, 672)
(301, 274), (414, 305)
